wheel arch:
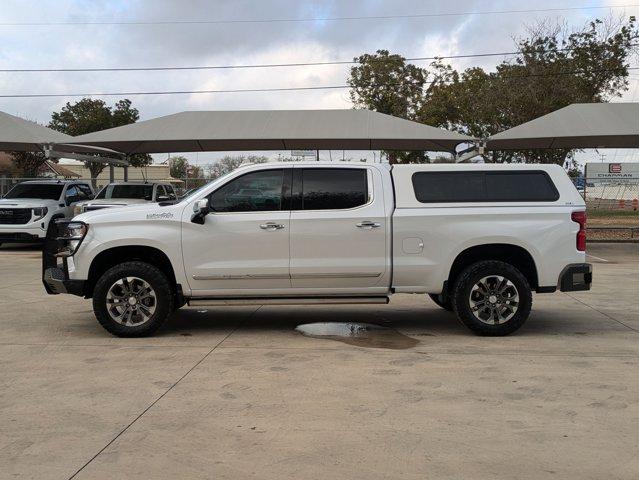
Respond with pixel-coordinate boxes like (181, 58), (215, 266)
(447, 243), (539, 290)
(84, 245), (178, 298)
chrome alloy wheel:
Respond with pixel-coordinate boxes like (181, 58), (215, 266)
(106, 276), (157, 326)
(469, 275), (519, 325)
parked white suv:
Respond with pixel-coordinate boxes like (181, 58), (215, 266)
(75, 181), (177, 214)
(43, 162), (591, 337)
(0, 180), (93, 246)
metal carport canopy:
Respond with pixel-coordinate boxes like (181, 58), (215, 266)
(487, 103), (639, 150)
(67, 109), (475, 154)
(0, 110), (75, 152)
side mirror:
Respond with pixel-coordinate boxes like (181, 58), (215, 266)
(191, 198), (210, 224)
(157, 195), (169, 202)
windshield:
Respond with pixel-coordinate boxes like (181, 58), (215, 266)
(4, 183), (64, 200)
(96, 184), (154, 200)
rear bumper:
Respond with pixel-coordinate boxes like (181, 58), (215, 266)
(559, 263), (592, 292)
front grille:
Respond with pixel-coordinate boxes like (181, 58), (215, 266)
(0, 208), (32, 224)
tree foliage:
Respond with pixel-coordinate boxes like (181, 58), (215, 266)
(207, 155), (268, 179)
(49, 98), (152, 182)
(9, 151), (49, 177)
(169, 155), (189, 179)
(349, 50), (429, 163)
(349, 16), (639, 166)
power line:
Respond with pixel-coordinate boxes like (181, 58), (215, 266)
(0, 85), (347, 98)
(1, 4), (638, 26)
(3, 44), (638, 74)
(1, 66), (637, 98)
(0, 51), (530, 73)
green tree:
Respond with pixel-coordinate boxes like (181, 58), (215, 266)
(420, 16), (638, 166)
(349, 17), (638, 166)
(348, 50), (429, 164)
(49, 98), (152, 185)
(169, 155), (189, 179)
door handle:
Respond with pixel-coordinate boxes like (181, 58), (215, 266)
(260, 222), (285, 230)
(356, 221), (381, 229)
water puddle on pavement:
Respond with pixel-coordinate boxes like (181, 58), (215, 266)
(295, 322), (419, 350)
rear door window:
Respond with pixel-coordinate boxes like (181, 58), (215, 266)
(295, 168), (368, 210)
(412, 171), (559, 203)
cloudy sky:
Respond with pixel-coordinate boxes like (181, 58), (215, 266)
(1, 0), (639, 165)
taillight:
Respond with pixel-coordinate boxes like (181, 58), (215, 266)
(571, 211), (587, 252)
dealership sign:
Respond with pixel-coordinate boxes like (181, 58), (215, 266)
(586, 163), (639, 182)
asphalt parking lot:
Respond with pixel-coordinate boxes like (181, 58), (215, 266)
(1, 243), (637, 480)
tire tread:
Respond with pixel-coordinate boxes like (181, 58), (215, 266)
(452, 260), (532, 336)
(93, 261), (174, 337)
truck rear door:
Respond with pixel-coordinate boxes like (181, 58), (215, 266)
(289, 165), (390, 292)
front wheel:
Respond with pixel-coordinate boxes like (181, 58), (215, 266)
(452, 260), (532, 336)
(93, 261), (174, 337)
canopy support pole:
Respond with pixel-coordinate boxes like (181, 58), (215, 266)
(123, 155), (129, 182)
(455, 142), (485, 163)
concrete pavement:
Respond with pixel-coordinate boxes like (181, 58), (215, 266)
(0, 243), (637, 479)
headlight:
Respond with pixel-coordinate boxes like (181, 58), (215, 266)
(55, 221), (89, 257)
(32, 207), (48, 221)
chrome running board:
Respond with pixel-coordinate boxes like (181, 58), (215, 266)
(188, 296), (390, 306)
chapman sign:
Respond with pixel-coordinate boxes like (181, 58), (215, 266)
(586, 163), (639, 183)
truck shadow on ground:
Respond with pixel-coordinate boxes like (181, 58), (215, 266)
(162, 305), (462, 336)
(159, 304), (578, 339)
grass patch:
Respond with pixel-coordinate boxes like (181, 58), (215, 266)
(587, 209), (639, 218)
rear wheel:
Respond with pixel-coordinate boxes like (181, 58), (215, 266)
(428, 293), (453, 311)
(452, 260), (532, 336)
(93, 261), (174, 337)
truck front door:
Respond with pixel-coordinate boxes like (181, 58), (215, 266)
(182, 168), (292, 295)
(289, 166), (390, 293)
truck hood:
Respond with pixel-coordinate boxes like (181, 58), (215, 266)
(74, 202), (182, 223)
(0, 198), (60, 209)
(80, 198), (150, 207)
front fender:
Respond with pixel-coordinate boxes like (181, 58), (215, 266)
(69, 220), (185, 286)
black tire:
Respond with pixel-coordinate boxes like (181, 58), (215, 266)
(452, 260), (532, 336)
(428, 293), (453, 311)
(93, 261), (174, 337)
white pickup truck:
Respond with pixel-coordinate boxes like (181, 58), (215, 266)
(75, 181), (177, 214)
(43, 162), (591, 337)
